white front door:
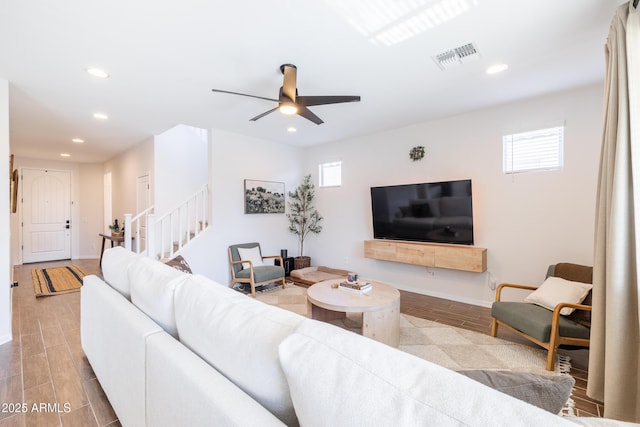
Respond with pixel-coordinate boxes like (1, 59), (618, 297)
(22, 169), (72, 263)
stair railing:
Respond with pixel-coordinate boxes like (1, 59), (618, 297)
(123, 184), (209, 259)
(123, 206), (155, 255)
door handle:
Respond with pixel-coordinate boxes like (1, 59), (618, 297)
(66, 220), (70, 229)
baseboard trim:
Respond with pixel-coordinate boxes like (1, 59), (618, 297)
(0, 333), (13, 346)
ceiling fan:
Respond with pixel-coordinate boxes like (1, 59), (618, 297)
(211, 64), (360, 125)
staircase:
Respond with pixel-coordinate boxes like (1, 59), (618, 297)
(124, 185), (209, 259)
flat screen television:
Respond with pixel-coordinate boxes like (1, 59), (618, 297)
(370, 179), (474, 245)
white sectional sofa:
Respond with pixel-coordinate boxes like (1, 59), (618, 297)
(81, 247), (628, 427)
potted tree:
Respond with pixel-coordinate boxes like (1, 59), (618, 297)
(287, 174), (323, 269)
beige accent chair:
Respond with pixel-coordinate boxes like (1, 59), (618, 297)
(490, 263), (592, 371)
(228, 243), (286, 298)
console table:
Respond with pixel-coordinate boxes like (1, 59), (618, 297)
(99, 233), (133, 266)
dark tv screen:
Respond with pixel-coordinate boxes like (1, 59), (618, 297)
(370, 179), (474, 245)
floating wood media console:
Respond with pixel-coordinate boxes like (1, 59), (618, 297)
(364, 240), (487, 273)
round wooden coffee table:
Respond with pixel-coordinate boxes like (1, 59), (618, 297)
(307, 279), (400, 347)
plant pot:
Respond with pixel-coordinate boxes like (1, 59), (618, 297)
(294, 256), (311, 270)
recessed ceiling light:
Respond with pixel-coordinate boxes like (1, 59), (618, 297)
(287, 127), (297, 133)
(60, 153), (71, 157)
(86, 67), (110, 78)
(486, 63), (509, 75)
(72, 138), (85, 143)
(93, 112), (108, 120)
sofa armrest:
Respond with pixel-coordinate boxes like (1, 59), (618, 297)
(81, 275), (163, 427)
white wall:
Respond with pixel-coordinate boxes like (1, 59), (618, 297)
(0, 78), (11, 344)
(154, 124), (208, 216)
(103, 137), (154, 224)
(179, 129), (303, 283)
(304, 84), (603, 306)
(77, 163), (105, 258)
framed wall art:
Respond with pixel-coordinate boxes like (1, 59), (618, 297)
(244, 179), (285, 214)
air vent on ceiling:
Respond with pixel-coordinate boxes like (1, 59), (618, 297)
(433, 42), (481, 70)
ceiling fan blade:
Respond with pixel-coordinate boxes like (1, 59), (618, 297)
(211, 88), (278, 103)
(297, 95), (361, 107)
(297, 106), (324, 125)
(249, 107), (279, 122)
(281, 64), (297, 103)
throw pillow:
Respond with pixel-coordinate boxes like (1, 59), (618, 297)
(237, 246), (264, 270)
(457, 370), (575, 414)
(524, 276), (592, 315)
(163, 255), (193, 274)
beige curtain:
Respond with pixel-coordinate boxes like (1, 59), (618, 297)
(589, 2), (640, 423)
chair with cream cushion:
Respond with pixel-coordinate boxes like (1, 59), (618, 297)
(228, 242), (286, 297)
(491, 262), (592, 371)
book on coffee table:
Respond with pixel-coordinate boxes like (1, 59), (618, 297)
(338, 281), (372, 294)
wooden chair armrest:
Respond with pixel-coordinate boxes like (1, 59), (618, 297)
(551, 303), (592, 329)
(495, 283), (537, 301)
(231, 259), (254, 270)
(552, 302), (592, 316)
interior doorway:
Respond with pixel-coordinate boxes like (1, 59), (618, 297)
(21, 168), (72, 263)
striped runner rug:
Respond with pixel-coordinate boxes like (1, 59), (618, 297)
(32, 265), (87, 297)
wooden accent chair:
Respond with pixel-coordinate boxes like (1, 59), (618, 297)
(228, 243), (286, 298)
(490, 263), (592, 371)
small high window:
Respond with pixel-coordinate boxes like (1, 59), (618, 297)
(319, 161), (342, 187)
(503, 125), (564, 174)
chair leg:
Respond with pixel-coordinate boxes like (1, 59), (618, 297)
(490, 319), (498, 337)
(546, 347), (556, 371)
(281, 276), (286, 289)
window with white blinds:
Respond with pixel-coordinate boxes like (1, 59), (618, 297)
(503, 125), (564, 174)
(319, 161), (342, 187)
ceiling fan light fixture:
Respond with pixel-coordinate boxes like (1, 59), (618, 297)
(279, 102), (298, 115)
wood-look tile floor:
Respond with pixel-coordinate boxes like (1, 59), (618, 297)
(0, 259), (119, 427)
(1, 260), (602, 427)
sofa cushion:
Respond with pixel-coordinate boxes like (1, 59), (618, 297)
(129, 257), (190, 338)
(146, 332), (286, 427)
(174, 278), (305, 426)
(233, 265), (284, 283)
(101, 246), (142, 299)
(278, 319), (572, 427)
(525, 276), (592, 315)
(491, 302), (590, 343)
(458, 370), (574, 414)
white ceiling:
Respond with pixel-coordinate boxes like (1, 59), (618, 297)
(0, 0), (621, 163)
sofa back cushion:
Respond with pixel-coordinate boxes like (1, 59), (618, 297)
(174, 278), (304, 426)
(129, 257), (190, 338)
(278, 319), (569, 426)
(101, 246), (141, 299)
